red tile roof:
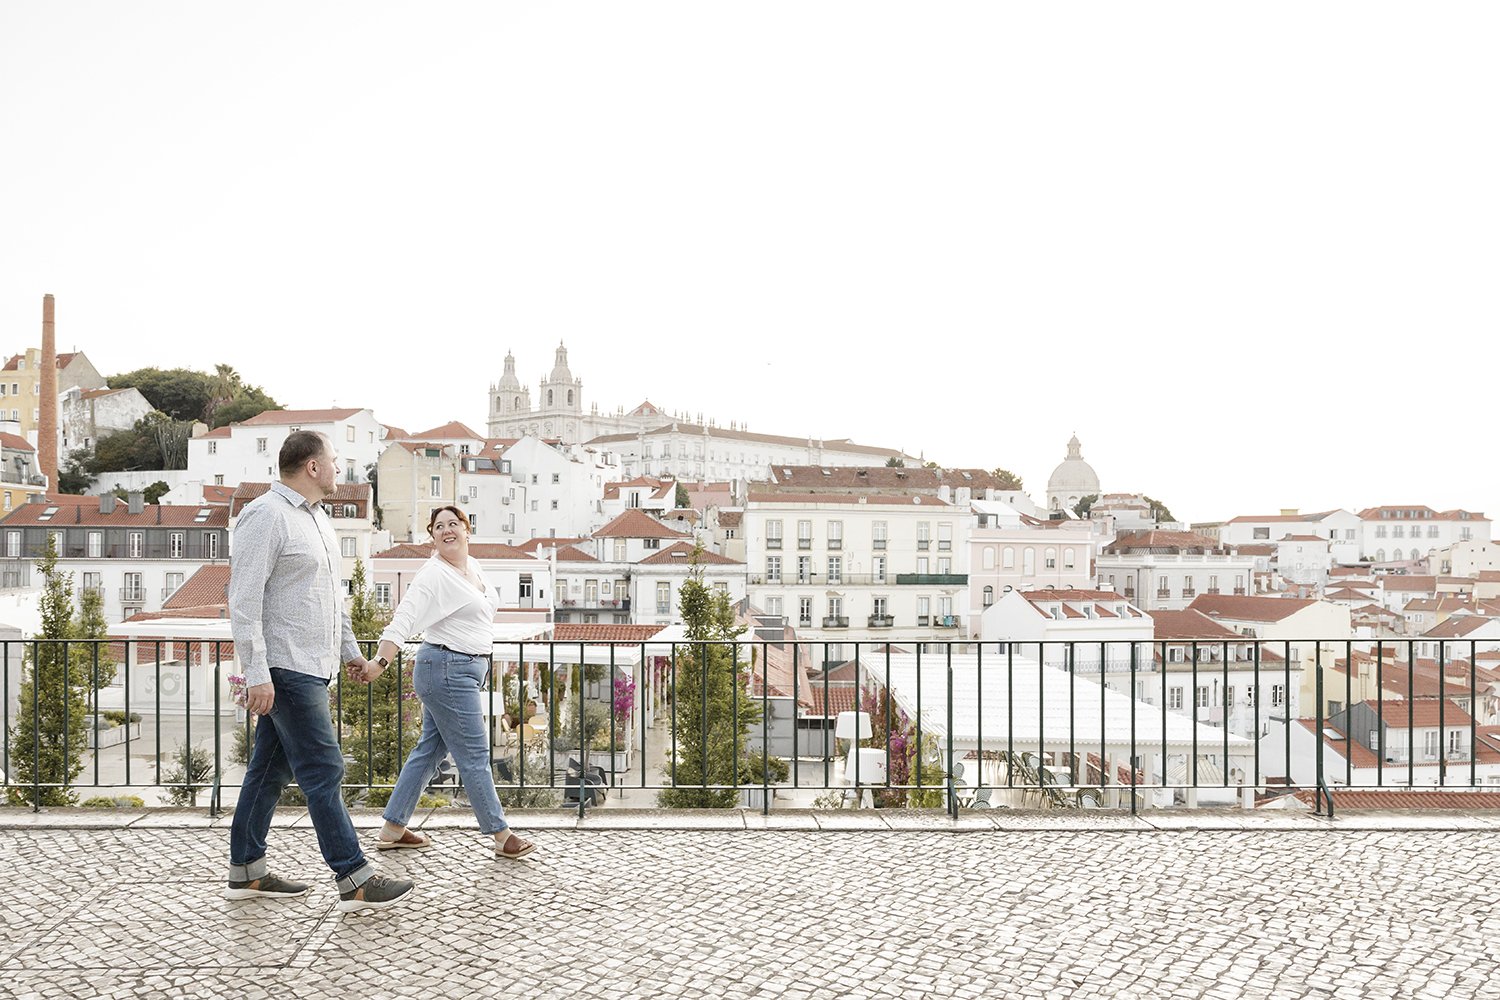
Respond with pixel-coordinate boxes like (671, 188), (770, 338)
(239, 408), (364, 425)
(0, 499), (229, 528)
(373, 542), (535, 560)
(1104, 531), (1222, 554)
(587, 423), (906, 459)
(746, 492), (951, 507)
(553, 547), (600, 563)
(1187, 594), (1318, 622)
(0, 433), (34, 452)
(1420, 615), (1500, 639)
(513, 537), (592, 553)
(637, 541), (742, 566)
(551, 624), (666, 643)
(229, 481), (370, 516)
(202, 485), (236, 505)
(199, 426), (232, 439)
(593, 509), (689, 540)
(767, 466), (1020, 493)
(1148, 609), (1242, 640)
(163, 565), (230, 609)
(1280, 534), (1328, 543)
(1231, 544), (1277, 556)
(1289, 789), (1500, 810)
(382, 424), (411, 440)
(411, 421), (483, 440)
(603, 477), (675, 501)
(1383, 575), (1437, 592)
(1359, 506), (1489, 522)
(716, 511), (743, 527)
(1022, 589), (1135, 604)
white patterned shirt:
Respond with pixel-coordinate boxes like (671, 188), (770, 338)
(229, 480), (361, 688)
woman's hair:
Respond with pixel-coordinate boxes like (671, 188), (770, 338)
(427, 505), (471, 535)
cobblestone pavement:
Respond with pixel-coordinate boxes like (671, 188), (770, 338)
(2, 810), (1499, 1000)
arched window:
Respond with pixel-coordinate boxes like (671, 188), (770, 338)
(567, 390), (574, 405)
(1044, 547), (1057, 569)
(983, 586), (995, 607)
(1023, 549), (1035, 575)
(514, 399), (522, 411)
(1002, 547), (1015, 570)
(1390, 548), (1402, 562)
(982, 546), (996, 570)
(1063, 548), (1075, 569)
(1375, 549), (1385, 562)
(547, 389), (554, 406)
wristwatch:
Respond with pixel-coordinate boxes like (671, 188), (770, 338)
(374, 655), (390, 669)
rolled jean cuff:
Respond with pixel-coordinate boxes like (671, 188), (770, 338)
(334, 861), (375, 895)
(228, 856), (268, 882)
(484, 820), (509, 836)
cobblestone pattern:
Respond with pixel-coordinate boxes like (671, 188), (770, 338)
(2, 823), (1499, 999)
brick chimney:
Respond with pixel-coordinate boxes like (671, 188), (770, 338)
(38, 294), (58, 491)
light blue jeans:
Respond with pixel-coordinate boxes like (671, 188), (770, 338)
(383, 644), (509, 835)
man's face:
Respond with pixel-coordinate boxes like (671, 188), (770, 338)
(309, 443), (340, 495)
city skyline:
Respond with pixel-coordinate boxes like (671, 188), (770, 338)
(2, 3), (1496, 524)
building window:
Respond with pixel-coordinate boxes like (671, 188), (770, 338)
(1063, 548), (1075, 570)
(1002, 547), (1015, 570)
(826, 557), (842, 584)
(656, 581), (671, 615)
(937, 557), (951, 575)
(257, 438), (268, 454)
(766, 520), (782, 548)
(214, 475), (224, 485)
(873, 596), (888, 618)
(1022, 549), (1034, 575)
(1270, 684), (1285, 707)
(766, 556), (781, 584)
(340, 537), (356, 558)
(797, 520), (812, 549)
(873, 556), (886, 584)
(346, 426), (355, 442)
(208, 441), (217, 455)
(917, 522), (931, 550)
(796, 556), (811, 584)
(872, 521), (888, 550)
(82, 571), (102, 594)
(123, 572), (143, 602)
(798, 597), (813, 626)
(550, 500), (559, 510)
(937, 523), (952, 551)
(1169, 687), (1183, 710)
(643, 537), (660, 550)
(87, 531), (102, 558)
(375, 583), (391, 606)
(983, 586), (994, 607)
(169, 532), (184, 558)
(827, 520), (843, 550)
(128, 532), (142, 559)
(207, 533), (220, 559)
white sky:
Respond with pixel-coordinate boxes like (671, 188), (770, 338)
(2, 2), (1496, 524)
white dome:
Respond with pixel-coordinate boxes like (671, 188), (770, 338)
(1047, 434), (1100, 497)
(497, 351), (521, 390)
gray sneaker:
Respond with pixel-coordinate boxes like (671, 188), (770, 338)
(224, 874), (310, 900)
(337, 874), (414, 913)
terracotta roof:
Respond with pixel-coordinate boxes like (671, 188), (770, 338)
(1479, 571), (1500, 583)
(1355, 699), (1475, 728)
(637, 541), (743, 566)
(229, 481), (370, 516)
(1148, 610), (1242, 640)
(1420, 616), (1500, 639)
(513, 537), (592, 554)
(585, 422), (906, 459)
(593, 510), (689, 540)
(1226, 511), (1340, 524)
(382, 424), (411, 440)
(0, 433), (34, 452)
(1280, 534), (1328, 543)
(201, 485), (236, 505)
(163, 565), (230, 609)
(1186, 594), (1318, 622)
(394, 441), (451, 455)
(717, 511), (743, 527)
(372, 542), (535, 560)
(1325, 588), (1374, 602)
(1104, 531), (1223, 554)
(553, 547), (600, 562)
(1289, 789), (1500, 810)
(3, 352), (83, 372)
(0, 500), (229, 528)
(551, 624), (666, 643)
(199, 426), (232, 439)
(603, 477), (674, 501)
(1383, 576), (1437, 592)
(411, 421), (483, 440)
(1359, 506), (1489, 522)
(1231, 545), (1277, 556)
(239, 408), (364, 426)
(746, 492), (951, 507)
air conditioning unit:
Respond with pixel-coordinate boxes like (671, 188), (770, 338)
(458, 495), (470, 504)
(502, 497), (511, 505)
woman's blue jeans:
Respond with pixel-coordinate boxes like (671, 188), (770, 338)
(384, 644), (509, 835)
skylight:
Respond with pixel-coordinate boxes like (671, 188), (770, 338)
(37, 506), (58, 521)
(194, 508), (212, 522)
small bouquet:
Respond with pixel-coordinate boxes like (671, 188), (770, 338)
(228, 674), (250, 711)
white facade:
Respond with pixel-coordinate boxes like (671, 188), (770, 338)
(1360, 506), (1491, 565)
(59, 386), (153, 456)
(977, 589), (1151, 663)
(1219, 510), (1362, 565)
(1438, 540), (1500, 578)
(1096, 550), (1256, 612)
(744, 493), (969, 653)
(968, 501), (1095, 621)
(371, 544), (554, 621)
(1275, 536), (1333, 590)
(187, 408), (387, 488)
(459, 437), (616, 545)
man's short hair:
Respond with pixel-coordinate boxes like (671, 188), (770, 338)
(279, 430), (330, 478)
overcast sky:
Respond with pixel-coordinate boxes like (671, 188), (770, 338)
(2, 2), (1496, 524)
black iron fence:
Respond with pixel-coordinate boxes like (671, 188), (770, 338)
(1, 637), (1494, 817)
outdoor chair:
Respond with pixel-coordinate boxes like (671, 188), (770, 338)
(968, 786), (994, 809)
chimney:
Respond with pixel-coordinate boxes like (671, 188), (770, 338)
(100, 493), (117, 515)
(38, 295), (58, 491)
(127, 491), (144, 515)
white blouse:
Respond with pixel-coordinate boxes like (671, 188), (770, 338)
(378, 555), (500, 656)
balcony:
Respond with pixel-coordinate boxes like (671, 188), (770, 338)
(917, 615), (930, 626)
(937, 541), (951, 552)
(827, 539), (842, 550)
(895, 573), (968, 586)
(917, 540), (930, 551)
(872, 539), (887, 550)
(797, 539), (812, 550)
(119, 589), (144, 603)
(868, 615), (894, 628)
(933, 616), (961, 629)
(766, 538), (782, 550)
(822, 616), (849, 629)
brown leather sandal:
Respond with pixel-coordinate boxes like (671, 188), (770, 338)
(495, 832), (535, 860)
(374, 829), (432, 850)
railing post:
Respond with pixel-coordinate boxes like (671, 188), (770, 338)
(945, 643), (955, 819)
(1315, 644), (1325, 806)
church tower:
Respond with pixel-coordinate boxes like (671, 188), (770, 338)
(487, 350), (531, 437)
(537, 341), (583, 438)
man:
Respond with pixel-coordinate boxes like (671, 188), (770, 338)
(226, 430), (413, 913)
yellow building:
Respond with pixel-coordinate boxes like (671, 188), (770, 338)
(0, 348), (105, 445)
(0, 433), (47, 512)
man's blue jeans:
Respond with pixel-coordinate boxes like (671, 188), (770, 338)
(228, 668), (373, 891)
(384, 644), (509, 835)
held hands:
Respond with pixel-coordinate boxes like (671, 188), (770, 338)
(346, 654), (383, 684)
(245, 682), (275, 716)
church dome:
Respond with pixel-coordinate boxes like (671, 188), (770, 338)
(498, 351), (521, 390)
(1047, 434), (1100, 498)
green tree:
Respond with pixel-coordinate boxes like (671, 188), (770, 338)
(990, 467), (1024, 491)
(6, 539), (88, 806)
(675, 482), (690, 508)
(1073, 494), (1099, 518)
(1144, 495), (1175, 523)
(89, 419), (164, 473)
(72, 586), (118, 703)
(58, 450), (92, 494)
(108, 368), (215, 423)
(339, 559), (419, 805)
(142, 480), (171, 504)
(658, 546), (766, 808)
(161, 743), (215, 806)
(210, 388), (279, 428)
(885, 457), (905, 468)
(142, 411), (191, 470)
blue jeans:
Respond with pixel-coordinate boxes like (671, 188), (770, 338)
(384, 644), (509, 835)
(229, 668), (373, 892)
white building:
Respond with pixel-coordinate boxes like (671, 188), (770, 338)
(371, 541), (553, 624)
(1265, 701), (1500, 789)
(1275, 534), (1333, 592)
(0, 493), (229, 622)
(59, 385), (153, 456)
(977, 589), (1151, 673)
(458, 436), (616, 545)
(1096, 531), (1256, 611)
(1147, 609), (1301, 743)
(1438, 539), (1500, 578)
(743, 492), (969, 657)
(187, 407), (387, 488)
(1359, 505), (1491, 565)
(1220, 509), (1362, 565)
(968, 500), (1096, 621)
(229, 482), (376, 595)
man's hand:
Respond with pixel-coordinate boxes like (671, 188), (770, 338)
(346, 655), (378, 684)
(245, 682), (275, 716)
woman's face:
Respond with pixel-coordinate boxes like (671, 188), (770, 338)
(431, 510), (469, 556)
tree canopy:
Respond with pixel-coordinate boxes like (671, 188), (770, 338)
(108, 364), (281, 428)
(990, 467), (1024, 491)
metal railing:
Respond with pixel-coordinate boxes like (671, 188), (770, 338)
(2, 636), (1494, 818)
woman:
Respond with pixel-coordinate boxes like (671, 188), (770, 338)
(352, 504), (534, 861)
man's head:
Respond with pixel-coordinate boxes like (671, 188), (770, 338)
(279, 430), (338, 500)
